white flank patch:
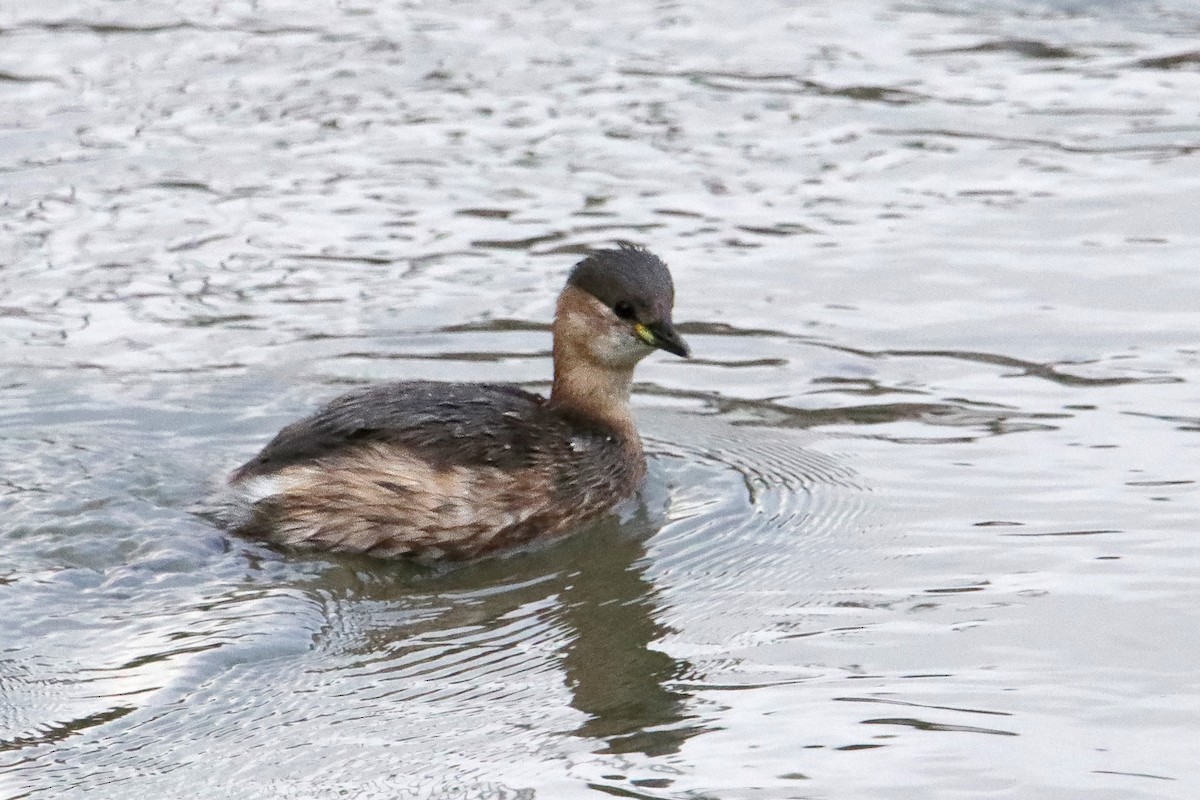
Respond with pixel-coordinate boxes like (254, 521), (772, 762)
(213, 473), (292, 530)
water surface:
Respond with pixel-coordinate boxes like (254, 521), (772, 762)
(2, 0), (1199, 797)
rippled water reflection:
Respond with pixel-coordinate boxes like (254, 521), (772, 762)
(3, 0), (1199, 797)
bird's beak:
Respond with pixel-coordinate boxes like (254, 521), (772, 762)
(634, 320), (691, 358)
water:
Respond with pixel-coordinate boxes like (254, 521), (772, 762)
(2, 0), (1199, 797)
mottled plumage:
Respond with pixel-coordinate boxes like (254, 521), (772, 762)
(233, 382), (568, 480)
(221, 246), (688, 559)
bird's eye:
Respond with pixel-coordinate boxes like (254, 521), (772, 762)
(613, 301), (636, 320)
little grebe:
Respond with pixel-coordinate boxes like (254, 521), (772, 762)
(221, 245), (689, 559)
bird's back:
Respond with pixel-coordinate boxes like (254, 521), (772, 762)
(223, 381), (645, 558)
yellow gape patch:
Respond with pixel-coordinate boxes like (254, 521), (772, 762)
(634, 323), (657, 347)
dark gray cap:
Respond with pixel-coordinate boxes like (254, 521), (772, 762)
(567, 244), (676, 323)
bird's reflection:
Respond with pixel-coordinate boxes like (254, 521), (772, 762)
(291, 507), (705, 756)
(556, 517), (701, 755)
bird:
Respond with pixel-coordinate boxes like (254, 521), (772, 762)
(218, 245), (690, 560)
